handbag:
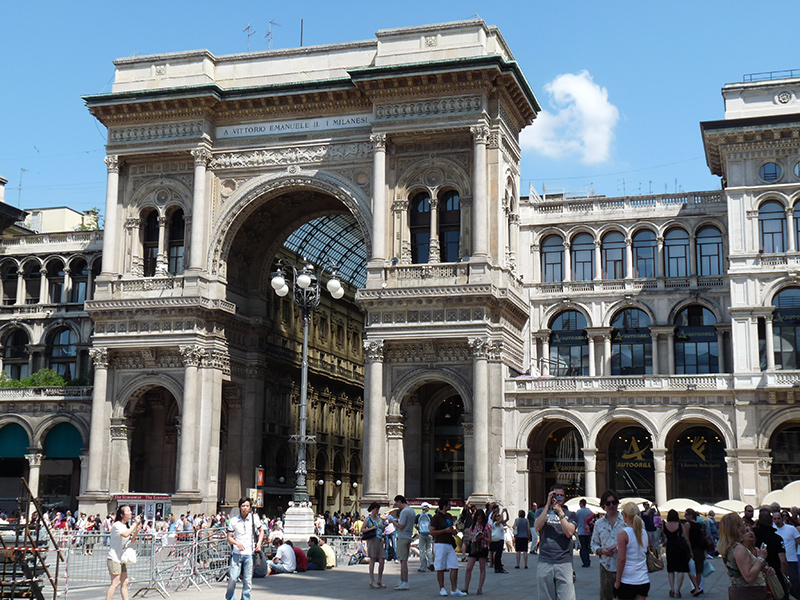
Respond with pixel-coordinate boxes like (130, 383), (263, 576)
(646, 543), (664, 572)
(765, 569), (788, 600)
(250, 514), (267, 578)
(120, 547), (137, 564)
(362, 528), (377, 540)
(702, 559), (715, 577)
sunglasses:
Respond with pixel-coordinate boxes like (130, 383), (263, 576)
(605, 500), (619, 506)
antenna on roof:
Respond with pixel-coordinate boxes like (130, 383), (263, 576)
(266, 20), (281, 49)
(18, 168), (28, 207)
(300, 19), (304, 47)
(243, 24), (257, 52)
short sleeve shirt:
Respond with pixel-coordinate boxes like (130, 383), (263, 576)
(535, 508), (577, 564)
(227, 513), (264, 556)
(307, 544), (327, 569)
(430, 510), (455, 546)
(396, 506), (416, 540)
(107, 521), (129, 563)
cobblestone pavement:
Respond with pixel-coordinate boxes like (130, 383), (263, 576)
(63, 551), (730, 600)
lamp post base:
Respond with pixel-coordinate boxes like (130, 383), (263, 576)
(282, 502), (315, 543)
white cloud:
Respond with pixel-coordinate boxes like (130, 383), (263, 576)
(520, 70), (619, 164)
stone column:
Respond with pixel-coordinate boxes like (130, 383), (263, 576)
(531, 244), (541, 282)
(100, 156), (121, 275)
(594, 240), (602, 280)
(63, 267), (72, 303)
(583, 448), (597, 498)
(15, 269), (25, 305)
(362, 340), (386, 503)
(125, 218), (143, 277)
(787, 207), (796, 253)
(765, 316), (775, 371)
(656, 236), (665, 279)
(25, 453), (43, 515)
(469, 337), (490, 502)
(370, 134), (387, 262)
(689, 236), (697, 276)
(177, 345), (206, 493)
(85, 348), (109, 494)
(541, 336), (551, 377)
(625, 238), (633, 279)
(603, 332), (612, 376)
(392, 200), (410, 264)
(188, 148), (211, 271)
(470, 125), (489, 258)
(650, 331), (659, 375)
(428, 197), (440, 263)
(79, 453), (89, 497)
(462, 422), (474, 500)
(652, 448), (668, 506)
(563, 241), (572, 282)
(38, 269), (48, 305)
(109, 419), (130, 493)
(156, 216), (168, 275)
(667, 331), (675, 375)
(588, 334), (596, 376)
(386, 418), (405, 497)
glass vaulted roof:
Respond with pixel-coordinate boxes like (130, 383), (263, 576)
(283, 213), (367, 288)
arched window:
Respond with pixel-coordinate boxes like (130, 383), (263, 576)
(142, 211), (159, 277)
(664, 228), (689, 278)
(549, 310), (589, 376)
(570, 233), (594, 281)
(3, 329), (29, 380)
(674, 306), (718, 374)
(611, 308), (652, 375)
(759, 201), (786, 254)
(46, 261), (65, 304)
(69, 258), (89, 303)
(47, 327), (78, 380)
(541, 235), (564, 283)
(696, 226), (723, 276)
(22, 262), (40, 305)
(410, 192), (431, 264)
(168, 208), (185, 275)
(602, 231), (625, 279)
(632, 230), (656, 278)
(1, 265), (16, 306)
(438, 190), (460, 263)
(772, 287), (800, 370)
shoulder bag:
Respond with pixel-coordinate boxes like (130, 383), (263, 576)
(646, 541), (664, 573)
(766, 569), (788, 600)
(251, 514), (267, 578)
(120, 546), (137, 564)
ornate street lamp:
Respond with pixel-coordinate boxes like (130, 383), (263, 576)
(270, 259), (343, 538)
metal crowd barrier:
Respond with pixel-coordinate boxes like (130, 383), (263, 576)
(324, 535), (363, 566)
(61, 529), (231, 598)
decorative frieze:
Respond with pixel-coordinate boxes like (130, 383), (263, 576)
(209, 142), (372, 170)
(374, 96), (482, 120)
(109, 121), (206, 144)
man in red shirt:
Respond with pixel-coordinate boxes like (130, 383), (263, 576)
(289, 541), (308, 572)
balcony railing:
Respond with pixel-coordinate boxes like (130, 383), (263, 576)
(528, 191), (723, 216)
(0, 386), (93, 400)
(532, 276), (725, 294)
(509, 374), (733, 393)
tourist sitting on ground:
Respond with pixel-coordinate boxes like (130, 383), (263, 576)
(307, 536), (328, 570)
(267, 538), (297, 575)
(268, 522), (284, 544)
(290, 540), (308, 572)
(319, 536), (337, 568)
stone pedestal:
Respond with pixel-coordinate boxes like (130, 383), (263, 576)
(282, 502), (315, 543)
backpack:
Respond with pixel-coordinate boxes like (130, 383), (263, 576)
(417, 513), (431, 535)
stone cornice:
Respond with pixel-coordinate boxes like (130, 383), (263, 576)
(85, 296), (236, 315)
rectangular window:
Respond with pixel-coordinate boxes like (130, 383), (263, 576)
(634, 247), (655, 278)
(440, 229), (460, 263)
(698, 242), (722, 276)
(143, 247), (158, 277)
(543, 252), (563, 283)
(413, 232), (430, 264)
(666, 245), (688, 278)
(168, 245), (184, 275)
(603, 249), (624, 279)
(572, 250), (593, 281)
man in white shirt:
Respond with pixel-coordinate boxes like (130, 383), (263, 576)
(268, 538), (297, 574)
(773, 510), (800, 599)
(226, 497), (265, 600)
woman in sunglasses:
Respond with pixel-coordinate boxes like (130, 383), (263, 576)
(592, 490), (626, 600)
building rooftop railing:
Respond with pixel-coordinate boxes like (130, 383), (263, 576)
(743, 69), (800, 83)
(525, 190), (723, 215)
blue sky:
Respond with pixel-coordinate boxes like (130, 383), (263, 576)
(1, 1), (795, 213)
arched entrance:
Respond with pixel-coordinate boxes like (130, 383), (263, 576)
(598, 423), (654, 499)
(527, 421), (585, 504)
(127, 387), (179, 494)
(770, 423), (800, 489)
(400, 382), (466, 499)
(40, 422), (83, 510)
(667, 423), (727, 502)
(0, 423), (29, 509)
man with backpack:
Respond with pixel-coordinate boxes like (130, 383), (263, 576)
(416, 503), (434, 572)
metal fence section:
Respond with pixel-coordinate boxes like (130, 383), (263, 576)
(61, 529), (231, 598)
(325, 535), (362, 566)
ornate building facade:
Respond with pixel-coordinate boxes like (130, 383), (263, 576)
(1, 21), (798, 516)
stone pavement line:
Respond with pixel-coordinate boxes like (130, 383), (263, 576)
(68, 553), (730, 599)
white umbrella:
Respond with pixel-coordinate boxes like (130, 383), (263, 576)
(566, 496), (602, 512)
(697, 503), (731, 516)
(715, 499), (748, 513)
(659, 498), (703, 516)
(761, 480), (800, 508)
(618, 497), (651, 511)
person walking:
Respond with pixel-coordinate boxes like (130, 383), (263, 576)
(614, 502), (650, 600)
(463, 509), (490, 595)
(387, 494), (416, 591)
(225, 497), (265, 600)
(363, 502), (386, 589)
(753, 507), (788, 597)
(576, 499), (593, 568)
(535, 485), (577, 600)
(105, 505), (141, 600)
(514, 509), (532, 568)
(430, 497), (466, 597)
(489, 504), (509, 574)
(772, 510), (800, 599)
(457, 500), (474, 562)
(662, 509), (691, 597)
(416, 503), (434, 572)
(592, 490), (626, 600)
(528, 502), (539, 554)
(684, 508), (709, 596)
(717, 513), (769, 600)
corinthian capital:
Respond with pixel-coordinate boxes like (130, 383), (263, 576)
(179, 344), (207, 367)
(191, 147), (213, 167)
(469, 337), (490, 359)
(89, 347), (109, 369)
(370, 133), (388, 151)
(470, 125), (490, 144)
(104, 155), (121, 173)
(363, 339), (384, 362)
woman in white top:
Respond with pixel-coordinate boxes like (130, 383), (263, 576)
(615, 502), (650, 600)
(106, 504), (141, 600)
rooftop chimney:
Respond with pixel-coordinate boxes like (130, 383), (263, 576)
(0, 176), (6, 203)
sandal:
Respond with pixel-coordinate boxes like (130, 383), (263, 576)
(477, 591), (483, 596)
(670, 592), (675, 598)
(379, 583), (387, 588)
(676, 593), (682, 598)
